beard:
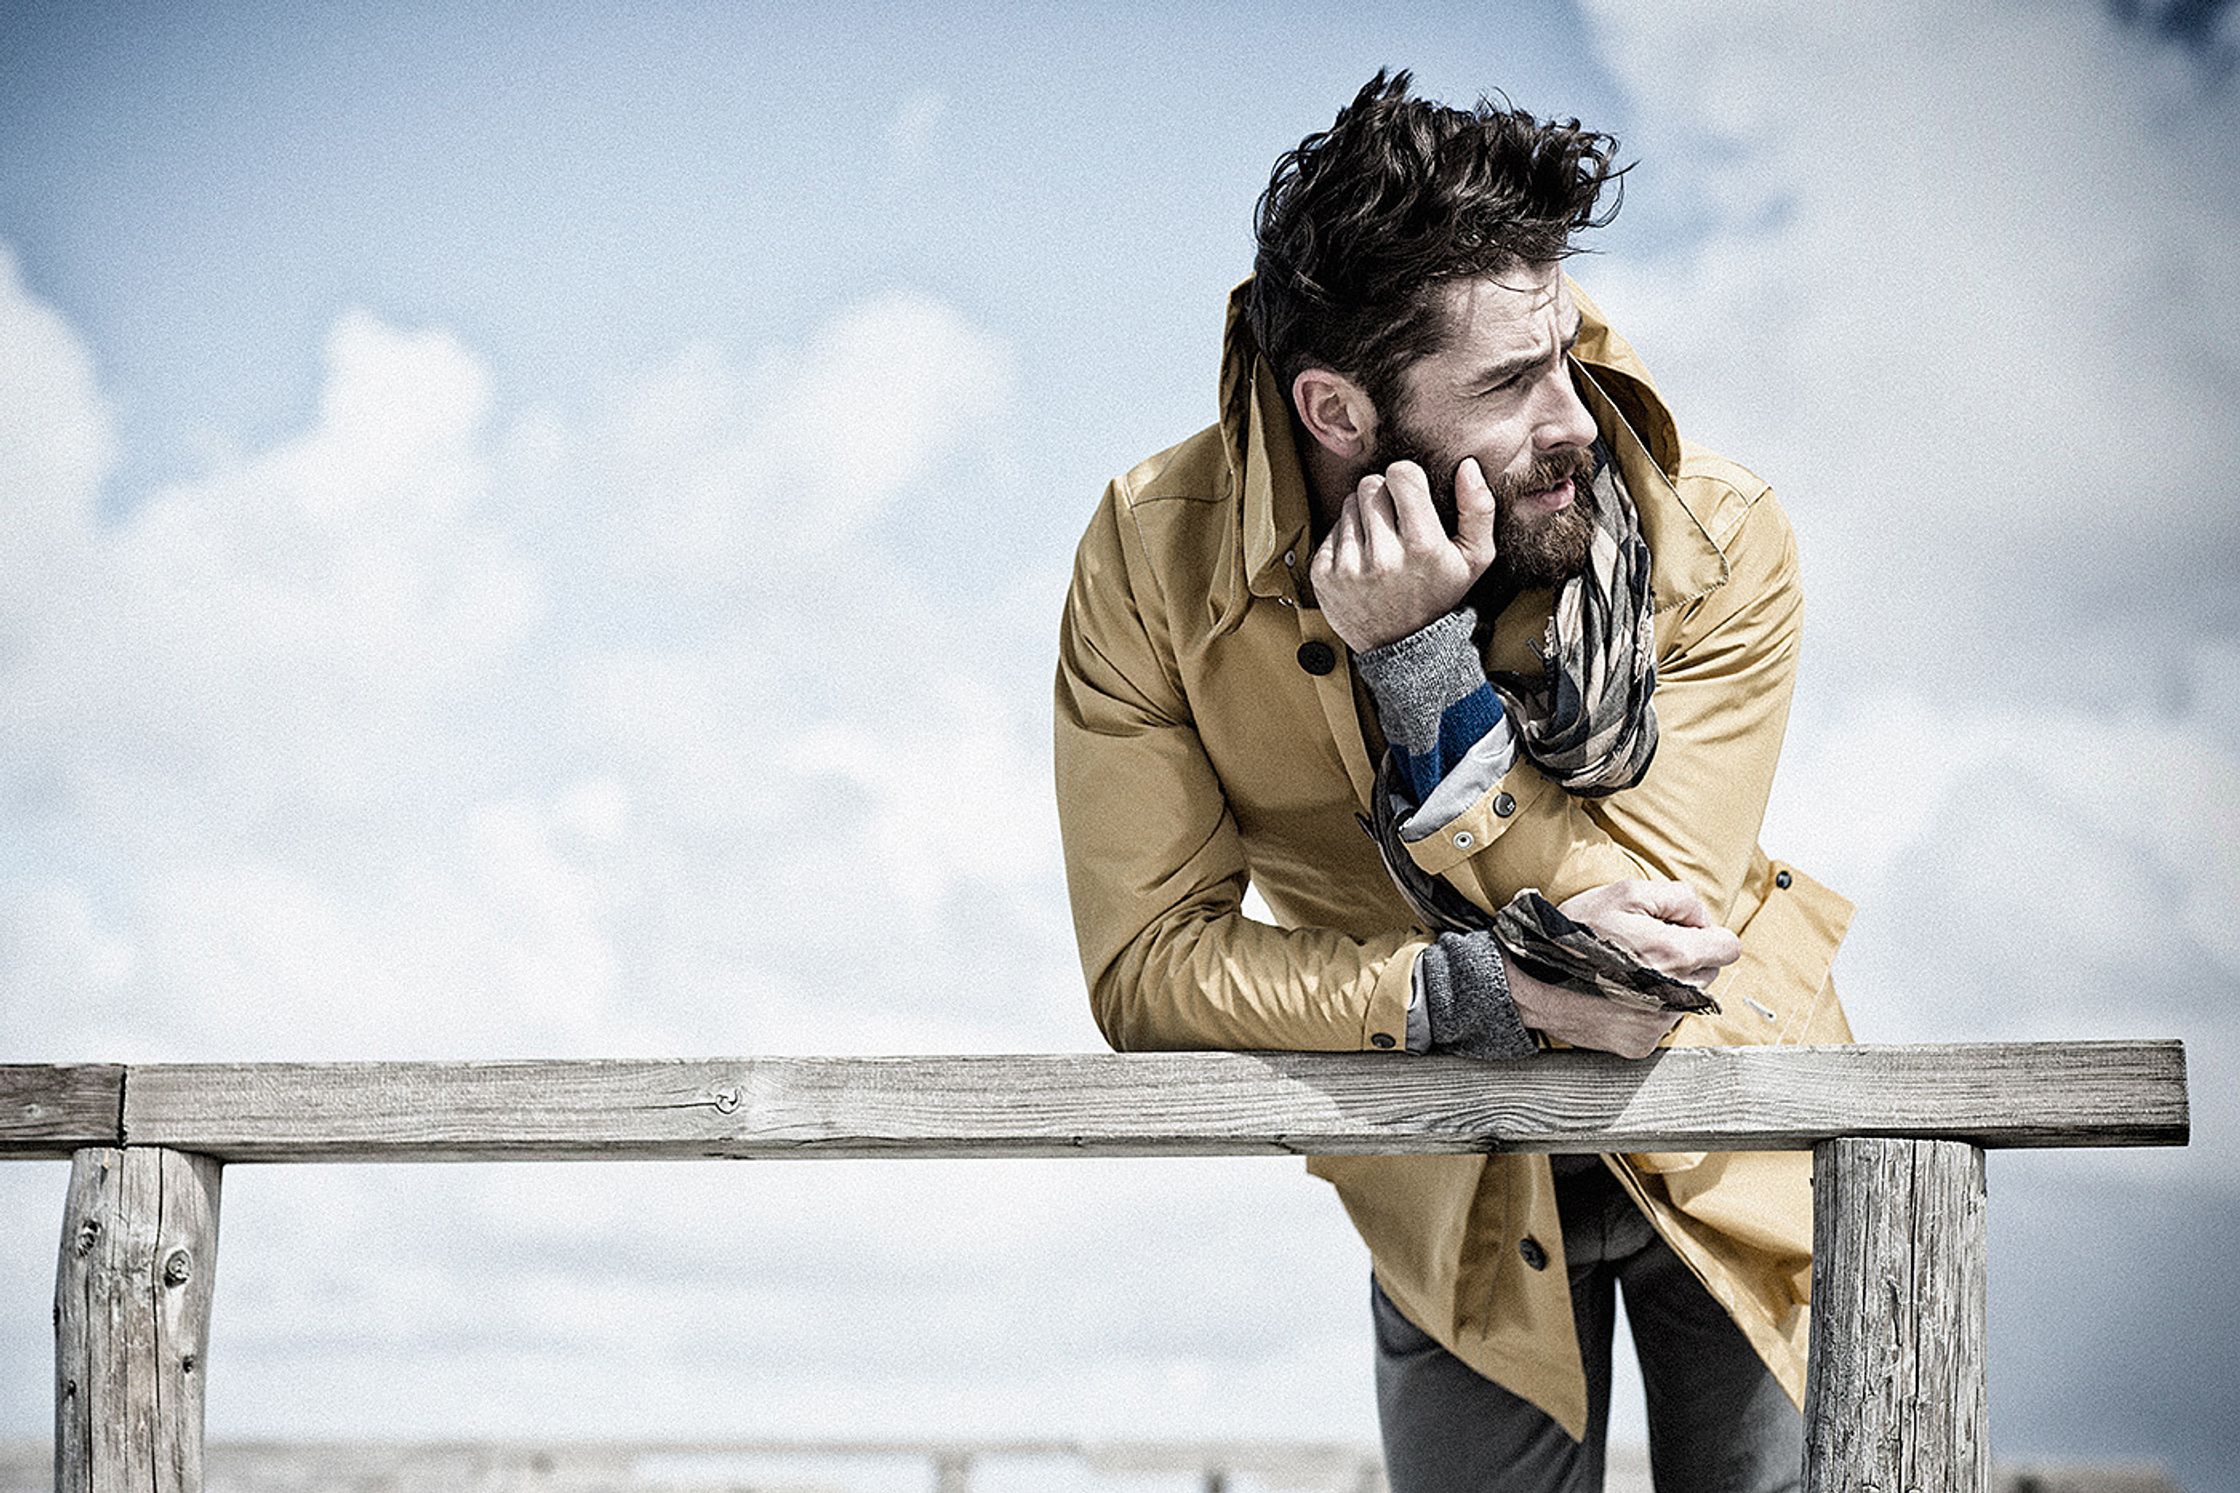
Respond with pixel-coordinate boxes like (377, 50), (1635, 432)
(1373, 422), (1600, 588)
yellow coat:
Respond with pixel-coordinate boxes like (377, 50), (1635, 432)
(1053, 279), (1856, 1438)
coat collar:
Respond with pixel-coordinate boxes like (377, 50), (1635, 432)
(1217, 276), (1729, 618)
(1217, 283), (1315, 608)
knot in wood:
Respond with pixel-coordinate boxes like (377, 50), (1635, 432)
(711, 1086), (742, 1114)
(73, 1220), (99, 1256)
(162, 1248), (193, 1287)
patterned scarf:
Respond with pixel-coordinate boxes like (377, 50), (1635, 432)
(1364, 443), (1704, 1014)
(1491, 441), (1659, 797)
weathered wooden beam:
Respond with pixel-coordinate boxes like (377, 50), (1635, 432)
(0, 1067), (123, 1158)
(54, 1146), (222, 1493)
(1803, 1137), (1988, 1493)
(116, 1041), (2186, 1163)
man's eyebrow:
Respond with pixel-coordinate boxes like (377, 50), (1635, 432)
(1467, 313), (1585, 389)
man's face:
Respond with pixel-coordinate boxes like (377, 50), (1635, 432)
(1370, 264), (1602, 588)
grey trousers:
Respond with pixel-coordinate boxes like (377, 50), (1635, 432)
(1372, 1156), (1803, 1493)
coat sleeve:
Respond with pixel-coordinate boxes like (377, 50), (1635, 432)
(1054, 482), (1426, 1054)
(1399, 479), (1805, 926)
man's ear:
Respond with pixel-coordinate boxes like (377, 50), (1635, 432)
(1291, 367), (1377, 460)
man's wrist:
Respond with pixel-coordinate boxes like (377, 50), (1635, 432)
(1415, 930), (1537, 1061)
(1352, 608), (1492, 754)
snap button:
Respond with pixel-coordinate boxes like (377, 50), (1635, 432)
(1453, 830), (1474, 849)
(1297, 640), (1336, 676)
(1775, 869), (1793, 890)
(1492, 792), (1517, 818)
(1370, 1032), (1396, 1050)
(1283, 549), (1297, 567)
(1518, 1236), (1548, 1271)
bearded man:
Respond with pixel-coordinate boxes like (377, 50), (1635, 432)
(1054, 71), (1855, 1493)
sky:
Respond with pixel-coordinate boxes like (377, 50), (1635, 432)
(2, 1), (2237, 1489)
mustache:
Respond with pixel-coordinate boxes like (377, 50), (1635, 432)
(1489, 444), (1598, 503)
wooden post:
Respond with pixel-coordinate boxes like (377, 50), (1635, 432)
(1803, 1137), (1987, 1493)
(54, 1147), (222, 1493)
(932, 1451), (973, 1493)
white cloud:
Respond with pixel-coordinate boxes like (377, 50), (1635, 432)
(1581, 0), (2240, 684)
(527, 292), (1015, 591)
(0, 244), (110, 653)
(5, 309), (540, 848)
(760, 293), (1013, 543)
(0, 260), (1056, 1068)
(777, 677), (1060, 932)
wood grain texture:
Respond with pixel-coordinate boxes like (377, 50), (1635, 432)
(0, 1068), (123, 1158)
(53, 1147), (221, 1493)
(116, 1042), (2187, 1163)
(1803, 1137), (1988, 1493)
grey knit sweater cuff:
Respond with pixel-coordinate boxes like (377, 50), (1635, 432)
(1351, 608), (1486, 756)
(1416, 930), (1538, 1061)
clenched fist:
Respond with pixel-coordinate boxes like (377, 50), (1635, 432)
(1557, 879), (1741, 989)
(1310, 456), (1499, 651)
(1507, 880), (1742, 1059)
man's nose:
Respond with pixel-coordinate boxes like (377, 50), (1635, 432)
(1533, 366), (1599, 453)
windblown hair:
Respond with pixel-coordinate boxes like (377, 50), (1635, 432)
(1248, 69), (1626, 418)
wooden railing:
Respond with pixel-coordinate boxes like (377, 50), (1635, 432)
(0, 1041), (2191, 1493)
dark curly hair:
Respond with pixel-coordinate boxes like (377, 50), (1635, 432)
(1248, 69), (1626, 420)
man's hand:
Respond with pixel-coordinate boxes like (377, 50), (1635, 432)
(1557, 879), (1741, 987)
(1311, 457), (1500, 651)
(1506, 879), (1741, 1059)
(1505, 970), (1680, 1059)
